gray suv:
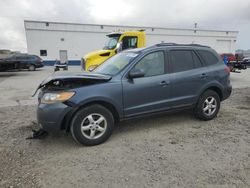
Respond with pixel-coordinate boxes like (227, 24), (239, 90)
(36, 43), (232, 146)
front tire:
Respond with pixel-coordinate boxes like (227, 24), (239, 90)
(70, 105), (114, 146)
(194, 90), (220, 121)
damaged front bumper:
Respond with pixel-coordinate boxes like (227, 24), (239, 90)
(35, 71), (112, 132)
(37, 102), (72, 132)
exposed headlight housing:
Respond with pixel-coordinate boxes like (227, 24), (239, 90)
(88, 65), (98, 72)
(41, 92), (75, 104)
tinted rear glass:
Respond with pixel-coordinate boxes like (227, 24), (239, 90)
(170, 50), (195, 72)
(198, 50), (219, 65)
(192, 51), (203, 68)
(29, 56), (38, 60)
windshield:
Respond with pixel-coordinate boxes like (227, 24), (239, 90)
(103, 36), (120, 50)
(94, 52), (138, 75)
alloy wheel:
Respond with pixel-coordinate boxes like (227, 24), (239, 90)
(203, 96), (217, 116)
(80, 113), (107, 140)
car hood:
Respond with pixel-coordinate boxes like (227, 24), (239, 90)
(33, 71), (111, 96)
(84, 49), (112, 59)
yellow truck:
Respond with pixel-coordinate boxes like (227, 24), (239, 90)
(83, 30), (146, 71)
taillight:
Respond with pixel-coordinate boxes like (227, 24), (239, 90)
(224, 66), (230, 74)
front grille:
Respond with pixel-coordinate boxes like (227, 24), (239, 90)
(81, 58), (85, 70)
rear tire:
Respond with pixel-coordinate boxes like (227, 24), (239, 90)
(70, 104), (114, 146)
(194, 90), (220, 121)
(29, 64), (36, 71)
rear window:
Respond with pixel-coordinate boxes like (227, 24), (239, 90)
(30, 56), (39, 60)
(198, 50), (219, 65)
(170, 50), (195, 72)
(192, 51), (203, 68)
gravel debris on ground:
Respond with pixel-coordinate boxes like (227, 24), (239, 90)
(0, 87), (250, 188)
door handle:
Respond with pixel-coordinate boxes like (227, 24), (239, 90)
(200, 73), (208, 79)
(160, 81), (170, 86)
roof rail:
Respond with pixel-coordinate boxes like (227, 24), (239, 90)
(155, 43), (210, 48)
(155, 43), (177, 46)
(184, 44), (211, 48)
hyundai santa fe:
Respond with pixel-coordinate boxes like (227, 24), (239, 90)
(36, 43), (232, 146)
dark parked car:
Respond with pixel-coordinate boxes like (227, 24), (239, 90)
(9, 54), (44, 71)
(36, 43), (232, 146)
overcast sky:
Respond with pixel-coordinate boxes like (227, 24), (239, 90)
(0, 0), (249, 52)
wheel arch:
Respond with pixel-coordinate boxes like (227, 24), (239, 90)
(63, 100), (121, 132)
(199, 85), (223, 101)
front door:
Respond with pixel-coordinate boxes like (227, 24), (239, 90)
(59, 50), (68, 64)
(122, 51), (171, 117)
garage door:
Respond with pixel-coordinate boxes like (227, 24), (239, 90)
(216, 40), (231, 53)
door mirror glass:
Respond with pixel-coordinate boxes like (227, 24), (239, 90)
(128, 68), (145, 79)
(116, 42), (123, 53)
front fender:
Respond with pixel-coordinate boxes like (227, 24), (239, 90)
(63, 96), (122, 131)
(76, 96), (122, 117)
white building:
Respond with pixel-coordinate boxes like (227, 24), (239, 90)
(24, 20), (238, 65)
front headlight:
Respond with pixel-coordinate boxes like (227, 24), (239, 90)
(88, 65), (98, 72)
(41, 92), (75, 104)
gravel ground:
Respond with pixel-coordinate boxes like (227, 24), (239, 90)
(0, 67), (250, 187)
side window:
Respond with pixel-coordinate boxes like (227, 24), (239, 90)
(170, 50), (195, 72)
(122, 36), (138, 50)
(29, 56), (35, 60)
(133, 51), (165, 77)
(21, 56), (28, 61)
(197, 50), (219, 66)
(16, 56), (26, 61)
(192, 51), (203, 68)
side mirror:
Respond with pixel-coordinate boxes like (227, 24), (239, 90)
(116, 42), (123, 53)
(128, 69), (145, 79)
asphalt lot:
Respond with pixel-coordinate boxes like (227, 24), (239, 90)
(0, 66), (250, 188)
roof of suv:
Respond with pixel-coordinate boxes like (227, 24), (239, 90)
(126, 43), (212, 54)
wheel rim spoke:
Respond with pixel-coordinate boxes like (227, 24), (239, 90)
(81, 125), (91, 131)
(205, 99), (209, 105)
(203, 106), (209, 111)
(90, 129), (96, 138)
(96, 126), (105, 132)
(96, 116), (104, 124)
(211, 105), (216, 109)
(208, 108), (212, 115)
(87, 115), (95, 124)
(209, 98), (215, 104)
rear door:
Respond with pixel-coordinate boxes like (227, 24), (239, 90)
(122, 50), (171, 117)
(169, 49), (209, 108)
